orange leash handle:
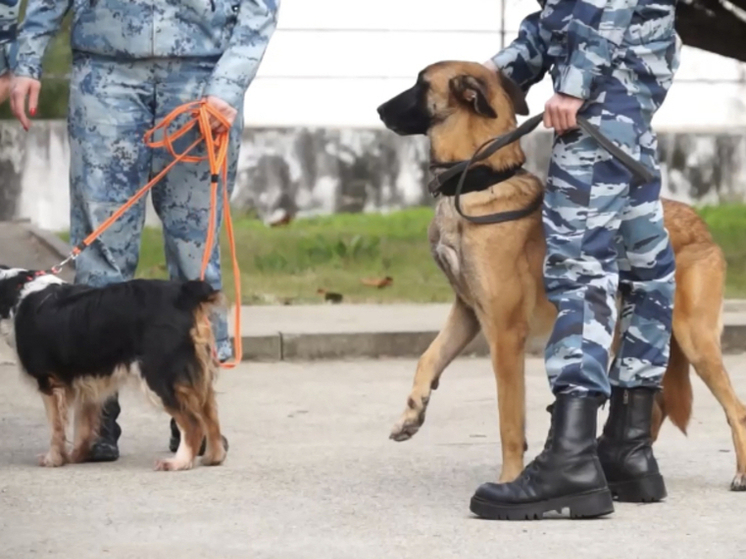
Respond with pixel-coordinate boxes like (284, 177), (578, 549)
(57, 99), (242, 369)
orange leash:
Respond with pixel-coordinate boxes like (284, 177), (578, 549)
(49, 99), (242, 369)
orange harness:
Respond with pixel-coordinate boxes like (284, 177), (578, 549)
(47, 100), (242, 369)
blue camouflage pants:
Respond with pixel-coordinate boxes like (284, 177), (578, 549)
(68, 53), (243, 361)
(543, 62), (677, 398)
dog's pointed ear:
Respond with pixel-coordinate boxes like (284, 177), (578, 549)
(498, 71), (529, 116)
(449, 75), (497, 119)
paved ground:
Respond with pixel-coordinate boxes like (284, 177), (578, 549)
(2, 355), (746, 558)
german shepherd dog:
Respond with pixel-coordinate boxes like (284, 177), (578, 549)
(377, 60), (746, 491)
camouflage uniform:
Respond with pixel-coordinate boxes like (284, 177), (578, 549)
(11, 0), (278, 459)
(468, 0), (678, 520)
(13, 0), (279, 360)
(491, 0), (679, 397)
(0, 0), (19, 75)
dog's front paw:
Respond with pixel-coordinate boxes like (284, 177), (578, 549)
(38, 449), (67, 468)
(390, 404), (427, 442)
(154, 458), (194, 472)
(731, 473), (746, 491)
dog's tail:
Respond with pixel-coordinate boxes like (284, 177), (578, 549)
(179, 281), (224, 399)
(176, 280), (223, 311)
(658, 334), (693, 437)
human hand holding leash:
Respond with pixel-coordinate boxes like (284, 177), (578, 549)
(544, 93), (584, 135)
(10, 75), (41, 131)
(203, 95), (236, 134)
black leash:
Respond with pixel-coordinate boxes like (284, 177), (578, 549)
(428, 112), (655, 225)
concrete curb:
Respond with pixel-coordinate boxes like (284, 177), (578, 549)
(26, 223), (72, 261)
(235, 324), (746, 362)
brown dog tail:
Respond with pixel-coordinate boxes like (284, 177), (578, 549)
(659, 334), (693, 436)
(176, 280), (224, 404)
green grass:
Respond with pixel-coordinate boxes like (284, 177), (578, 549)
(56, 203), (746, 305)
(58, 207), (454, 305)
(697, 204), (746, 298)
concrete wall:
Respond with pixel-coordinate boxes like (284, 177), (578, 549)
(0, 119), (744, 232)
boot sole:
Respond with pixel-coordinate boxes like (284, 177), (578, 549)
(469, 488), (614, 521)
(608, 474), (666, 503)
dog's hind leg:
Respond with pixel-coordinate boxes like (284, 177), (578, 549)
(200, 385), (227, 467)
(676, 323), (746, 490)
(390, 297), (480, 442)
(39, 388), (69, 467)
(156, 387), (204, 472)
(674, 246), (746, 490)
(156, 411), (203, 472)
(69, 400), (102, 463)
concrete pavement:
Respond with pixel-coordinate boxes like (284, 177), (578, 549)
(2, 355), (746, 558)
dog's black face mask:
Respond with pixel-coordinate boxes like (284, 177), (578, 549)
(0, 267), (34, 319)
(376, 73), (431, 136)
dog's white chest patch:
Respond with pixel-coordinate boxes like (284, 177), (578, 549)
(19, 274), (65, 299)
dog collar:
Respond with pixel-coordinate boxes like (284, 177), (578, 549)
(428, 162), (524, 197)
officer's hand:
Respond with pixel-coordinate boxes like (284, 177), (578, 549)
(10, 75), (41, 131)
(0, 71), (11, 105)
(544, 93), (584, 136)
(203, 95), (237, 135)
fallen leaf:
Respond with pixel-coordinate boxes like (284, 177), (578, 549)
(361, 276), (393, 288)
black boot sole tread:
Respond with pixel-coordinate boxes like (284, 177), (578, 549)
(470, 488), (614, 521)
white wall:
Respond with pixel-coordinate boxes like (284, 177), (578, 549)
(242, 0), (746, 130)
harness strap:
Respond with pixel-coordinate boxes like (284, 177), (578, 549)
(429, 162), (521, 197)
(428, 113), (655, 225)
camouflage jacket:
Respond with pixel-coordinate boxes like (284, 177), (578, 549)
(491, 0), (679, 99)
(13, 0), (279, 109)
(0, 0), (19, 75)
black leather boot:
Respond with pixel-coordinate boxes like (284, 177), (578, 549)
(87, 395), (121, 462)
(470, 393), (614, 520)
(597, 386), (666, 502)
(169, 418), (229, 455)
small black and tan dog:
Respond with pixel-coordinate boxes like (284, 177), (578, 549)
(0, 265), (227, 471)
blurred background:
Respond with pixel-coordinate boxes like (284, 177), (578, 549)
(1, 0), (745, 305)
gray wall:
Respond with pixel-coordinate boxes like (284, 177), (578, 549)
(0, 120), (744, 232)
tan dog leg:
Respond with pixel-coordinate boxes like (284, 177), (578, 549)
(669, 246), (746, 490)
(201, 385), (227, 467)
(155, 410), (203, 472)
(676, 322), (746, 490)
(390, 297), (480, 441)
(39, 389), (69, 467)
(69, 400), (102, 464)
(481, 315), (528, 483)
